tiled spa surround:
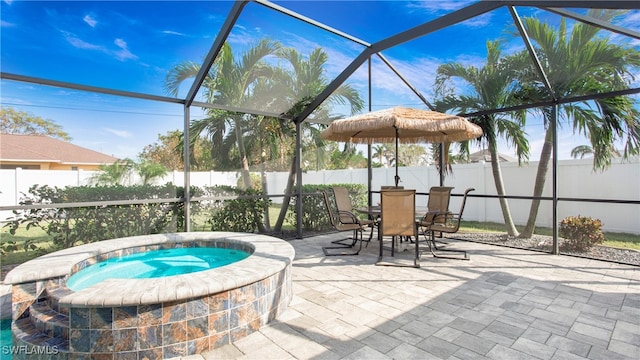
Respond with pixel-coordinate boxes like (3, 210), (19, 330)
(4, 232), (295, 359)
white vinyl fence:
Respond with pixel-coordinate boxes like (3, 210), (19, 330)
(1, 158), (638, 234)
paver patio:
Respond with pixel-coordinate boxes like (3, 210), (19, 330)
(192, 232), (640, 360)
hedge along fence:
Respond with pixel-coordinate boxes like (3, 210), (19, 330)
(3, 183), (361, 253)
(204, 185), (268, 233)
(4, 184), (190, 249)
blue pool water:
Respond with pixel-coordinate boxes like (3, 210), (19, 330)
(66, 247), (250, 291)
(1, 318), (11, 359)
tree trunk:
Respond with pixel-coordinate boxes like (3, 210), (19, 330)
(488, 139), (519, 237)
(234, 116), (252, 190)
(520, 128), (553, 238)
(234, 115), (265, 233)
(274, 153), (297, 232)
(261, 151), (271, 230)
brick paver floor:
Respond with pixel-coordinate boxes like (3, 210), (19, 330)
(193, 232), (639, 360)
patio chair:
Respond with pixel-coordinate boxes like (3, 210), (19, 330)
(417, 187), (474, 260)
(321, 187), (374, 256)
(377, 189), (420, 268)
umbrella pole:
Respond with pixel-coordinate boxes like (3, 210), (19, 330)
(394, 126), (400, 187)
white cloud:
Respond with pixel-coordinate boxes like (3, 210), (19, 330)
(114, 38), (138, 61)
(460, 12), (493, 28)
(619, 10), (640, 31)
(83, 14), (97, 28)
(405, 1), (492, 28)
(162, 30), (186, 36)
(279, 31), (363, 76)
(1, 20), (15, 27)
(268, 29), (445, 108)
(61, 30), (138, 62)
(406, 1), (474, 13)
(63, 31), (105, 51)
(103, 128), (132, 138)
(226, 30), (255, 46)
(610, 11), (640, 48)
(374, 58), (433, 97)
(348, 53), (455, 106)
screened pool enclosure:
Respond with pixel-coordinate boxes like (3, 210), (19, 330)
(1, 1), (639, 262)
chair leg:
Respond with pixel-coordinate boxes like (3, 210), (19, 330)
(425, 230), (469, 260)
(376, 231), (396, 259)
(377, 234), (420, 268)
(329, 230), (359, 247)
(378, 226), (383, 261)
(364, 223), (375, 247)
(414, 236), (421, 268)
(323, 229), (364, 256)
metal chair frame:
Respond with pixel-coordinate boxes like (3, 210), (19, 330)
(417, 187), (475, 260)
(321, 188), (373, 256)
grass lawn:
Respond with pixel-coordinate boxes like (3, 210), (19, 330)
(1, 225), (56, 266)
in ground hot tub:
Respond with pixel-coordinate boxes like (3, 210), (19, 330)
(4, 232), (295, 359)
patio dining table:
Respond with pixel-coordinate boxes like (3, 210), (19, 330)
(356, 205), (429, 219)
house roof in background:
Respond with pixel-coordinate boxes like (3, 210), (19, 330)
(0, 133), (119, 165)
(469, 149), (516, 163)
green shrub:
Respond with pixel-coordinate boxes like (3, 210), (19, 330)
(0, 238), (42, 258)
(206, 186), (269, 233)
(236, 173), (262, 190)
(559, 215), (605, 252)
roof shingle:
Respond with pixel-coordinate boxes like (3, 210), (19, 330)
(0, 133), (119, 164)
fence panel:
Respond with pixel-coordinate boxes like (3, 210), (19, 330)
(1, 158), (638, 234)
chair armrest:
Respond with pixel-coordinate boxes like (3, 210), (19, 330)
(429, 212), (463, 233)
(418, 210), (452, 226)
(338, 210), (361, 225)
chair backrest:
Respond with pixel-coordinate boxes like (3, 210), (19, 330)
(431, 188), (475, 233)
(322, 189), (363, 232)
(427, 186), (454, 224)
(381, 185), (404, 190)
(321, 190), (339, 228)
(381, 189), (416, 237)
(332, 187), (355, 224)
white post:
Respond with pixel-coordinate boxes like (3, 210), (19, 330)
(14, 168), (22, 205)
(480, 161), (487, 222)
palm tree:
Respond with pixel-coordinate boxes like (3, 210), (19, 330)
(435, 40), (529, 237)
(91, 159), (135, 186)
(570, 144), (623, 160)
(397, 144), (429, 166)
(372, 144), (390, 167)
(271, 47), (364, 232)
(515, 10), (640, 238)
(166, 42), (363, 233)
(135, 161), (168, 185)
(165, 39), (283, 189)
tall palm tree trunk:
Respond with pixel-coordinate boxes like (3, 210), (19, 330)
(488, 140), (519, 237)
(233, 116), (252, 190)
(260, 144), (271, 231)
(274, 153), (297, 232)
(520, 128), (553, 238)
(234, 115), (266, 233)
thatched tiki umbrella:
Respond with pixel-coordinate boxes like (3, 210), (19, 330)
(321, 107), (483, 186)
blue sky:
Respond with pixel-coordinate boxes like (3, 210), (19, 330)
(1, 1), (639, 162)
